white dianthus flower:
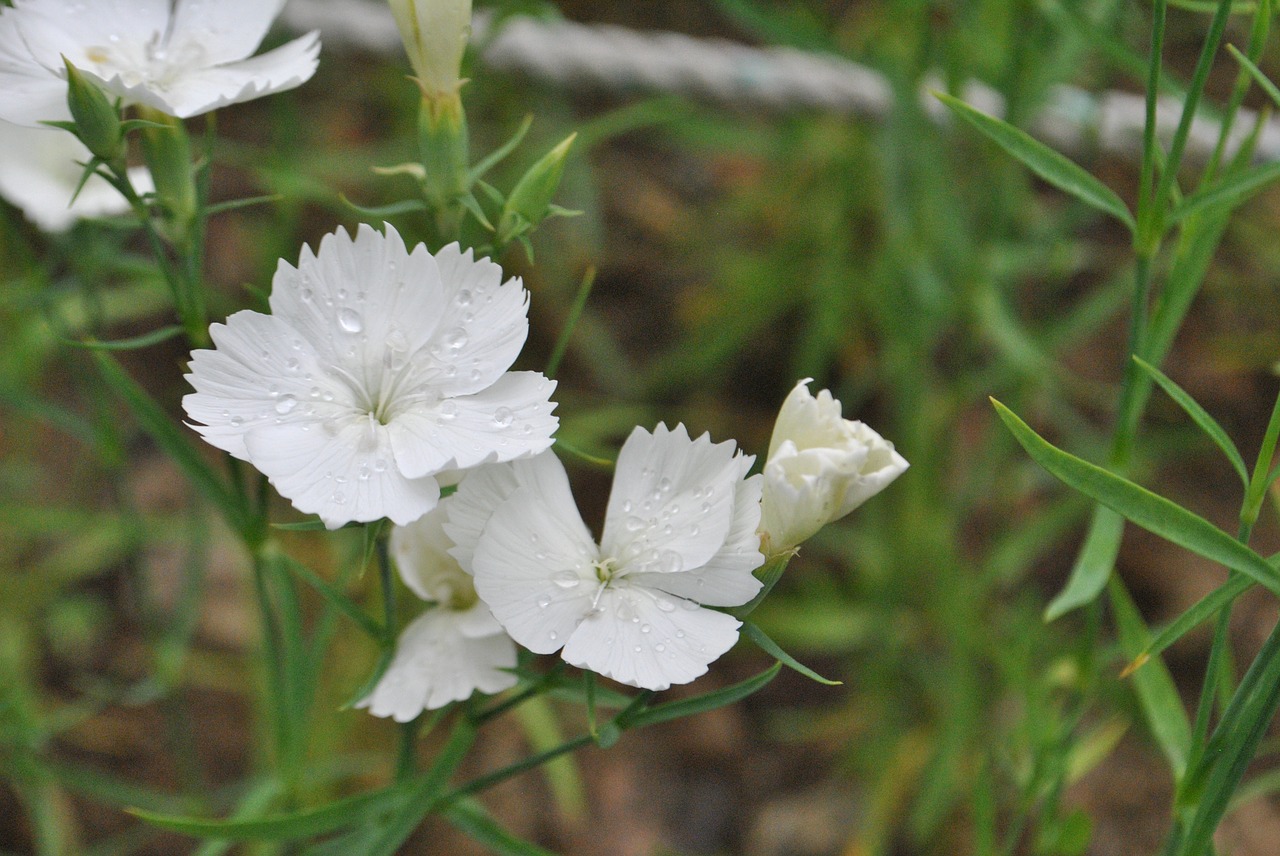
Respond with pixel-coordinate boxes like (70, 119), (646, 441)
(448, 425), (764, 692)
(358, 502), (517, 721)
(0, 0), (319, 125)
(182, 223), (558, 529)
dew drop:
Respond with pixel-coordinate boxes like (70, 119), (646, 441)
(655, 644), (666, 653)
(552, 571), (581, 589)
(493, 406), (514, 428)
(640, 624), (651, 634)
(438, 400), (459, 420)
(689, 524), (700, 537)
(624, 516), (645, 533)
(659, 551), (683, 573)
(285, 357), (300, 372)
(336, 288), (348, 300)
(536, 595), (552, 609)
(549, 631), (558, 642)
(358, 464), (371, 481)
(632, 645), (642, 654)
(300, 288), (313, 302)
(622, 500), (633, 514)
(675, 630), (686, 638)
(229, 416), (244, 427)
(701, 502), (712, 515)
(443, 327), (468, 350)
(338, 308), (363, 333)
(332, 490), (347, 504)
(309, 387), (321, 398)
(274, 394), (299, 415)
(456, 289), (473, 307)
(386, 328), (408, 352)
(656, 598), (676, 613)
(658, 477), (672, 493)
(374, 459), (389, 472)
(468, 369), (482, 383)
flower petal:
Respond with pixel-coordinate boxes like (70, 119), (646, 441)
(75, 30), (319, 118)
(13, 0), (170, 70)
(243, 417), (440, 529)
(426, 242), (530, 396)
(387, 372), (558, 479)
(389, 503), (466, 602)
(601, 423), (738, 575)
(269, 222), (444, 374)
(441, 459), (529, 575)
(470, 480), (599, 656)
(0, 10), (69, 125)
(170, 0), (286, 66)
(357, 609), (517, 722)
(182, 309), (350, 461)
(560, 585), (742, 691)
(630, 461), (764, 608)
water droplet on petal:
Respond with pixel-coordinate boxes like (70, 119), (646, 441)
(274, 394), (299, 415)
(229, 416), (244, 427)
(536, 595), (552, 609)
(655, 644), (666, 653)
(624, 516), (645, 533)
(332, 491), (346, 504)
(622, 500), (633, 514)
(443, 327), (468, 350)
(285, 357), (300, 371)
(438, 400), (458, 420)
(656, 598), (676, 613)
(386, 328), (408, 352)
(493, 407), (513, 428)
(675, 629), (685, 638)
(658, 477), (672, 493)
(552, 571), (581, 589)
(659, 551), (683, 573)
(549, 631), (558, 642)
(640, 624), (651, 634)
(338, 308), (363, 333)
(456, 289), (473, 307)
(633, 645), (642, 653)
(358, 464), (371, 481)
(374, 459), (389, 472)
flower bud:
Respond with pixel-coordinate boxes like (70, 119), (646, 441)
(759, 379), (908, 553)
(389, 0), (473, 99)
(497, 132), (576, 244)
(62, 58), (123, 166)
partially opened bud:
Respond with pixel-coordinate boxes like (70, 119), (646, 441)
(389, 0), (473, 99)
(759, 379), (908, 553)
(498, 132), (576, 244)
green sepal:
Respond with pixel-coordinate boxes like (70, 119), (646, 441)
(62, 58), (124, 166)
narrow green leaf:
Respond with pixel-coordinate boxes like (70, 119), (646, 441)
(338, 196), (428, 219)
(1045, 506), (1124, 621)
(131, 782), (409, 840)
(1135, 356), (1249, 486)
(468, 114), (533, 184)
(1180, 621), (1280, 853)
(204, 194), (283, 217)
(1136, 574), (1253, 669)
(741, 622), (841, 685)
(1109, 579), (1192, 776)
(92, 351), (248, 535)
(55, 326), (184, 351)
(1228, 43), (1280, 108)
(934, 91), (1136, 232)
(621, 662), (781, 730)
(1169, 160), (1280, 225)
(545, 266), (596, 380)
(992, 399), (1280, 597)
(277, 552), (385, 642)
(445, 799), (558, 856)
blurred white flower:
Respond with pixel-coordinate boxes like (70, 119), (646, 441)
(388, 0), (472, 99)
(0, 120), (150, 232)
(0, 0), (319, 125)
(448, 425), (764, 692)
(183, 223), (558, 529)
(358, 502), (517, 721)
(759, 379), (908, 553)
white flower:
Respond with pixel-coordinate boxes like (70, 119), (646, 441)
(388, 0), (472, 99)
(759, 379), (908, 553)
(182, 223), (558, 529)
(0, 0), (320, 126)
(358, 502), (517, 721)
(447, 425), (765, 692)
(0, 120), (150, 232)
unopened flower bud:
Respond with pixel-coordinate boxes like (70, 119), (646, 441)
(498, 133), (576, 244)
(759, 379), (908, 553)
(62, 58), (123, 166)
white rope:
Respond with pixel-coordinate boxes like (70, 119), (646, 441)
(282, 0), (1280, 164)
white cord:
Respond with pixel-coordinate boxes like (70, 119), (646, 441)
(281, 0), (1280, 164)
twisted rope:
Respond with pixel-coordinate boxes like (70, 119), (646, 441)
(282, 0), (1280, 164)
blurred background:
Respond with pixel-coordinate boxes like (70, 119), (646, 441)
(3, 0), (1280, 853)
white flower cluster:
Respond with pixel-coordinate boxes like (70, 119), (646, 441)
(0, 0), (909, 717)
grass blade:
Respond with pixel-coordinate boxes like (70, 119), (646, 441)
(741, 621), (841, 685)
(1045, 505), (1124, 621)
(935, 92), (1136, 232)
(1134, 356), (1249, 486)
(992, 399), (1280, 596)
(621, 662), (781, 730)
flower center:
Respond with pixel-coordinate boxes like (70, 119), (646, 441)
(82, 28), (208, 91)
